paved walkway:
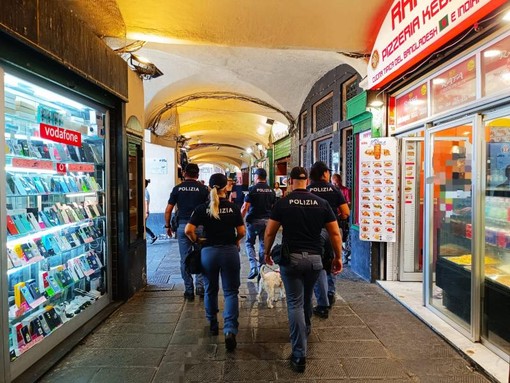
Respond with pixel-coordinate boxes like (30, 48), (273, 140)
(38, 236), (490, 382)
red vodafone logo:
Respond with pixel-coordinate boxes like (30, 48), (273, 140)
(56, 163), (67, 173)
(40, 123), (82, 147)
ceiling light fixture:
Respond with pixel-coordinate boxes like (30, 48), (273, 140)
(504, 10), (510, 21)
(246, 147), (253, 154)
(483, 50), (501, 58)
(369, 100), (384, 107)
(367, 90), (385, 108)
(257, 127), (266, 135)
(128, 53), (163, 80)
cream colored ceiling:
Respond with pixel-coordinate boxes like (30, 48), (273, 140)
(68, 0), (390, 169)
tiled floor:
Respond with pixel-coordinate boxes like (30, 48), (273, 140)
(378, 280), (509, 383)
(37, 237), (493, 382)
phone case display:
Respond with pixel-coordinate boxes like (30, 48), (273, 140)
(358, 132), (398, 242)
(4, 73), (107, 361)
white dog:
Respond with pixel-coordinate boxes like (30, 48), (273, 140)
(256, 265), (286, 308)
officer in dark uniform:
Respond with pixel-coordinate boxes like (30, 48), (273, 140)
(165, 163), (209, 300)
(264, 166), (343, 373)
(308, 161), (350, 318)
(185, 173), (246, 351)
(241, 168), (275, 280)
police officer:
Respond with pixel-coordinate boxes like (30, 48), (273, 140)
(185, 173), (246, 351)
(264, 166), (342, 373)
(165, 163), (209, 300)
(308, 161), (350, 319)
(241, 168), (275, 280)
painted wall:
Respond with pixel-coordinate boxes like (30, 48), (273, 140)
(125, 70), (145, 127)
(145, 143), (176, 214)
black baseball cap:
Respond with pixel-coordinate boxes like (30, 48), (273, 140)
(209, 173), (228, 189)
(289, 166), (308, 180)
(184, 163), (199, 175)
(254, 168), (267, 179)
(310, 161), (331, 181)
(311, 161), (332, 173)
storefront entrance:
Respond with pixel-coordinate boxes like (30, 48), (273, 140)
(425, 118), (474, 334)
(399, 135), (424, 281)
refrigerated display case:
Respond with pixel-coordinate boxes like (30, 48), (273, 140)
(1, 71), (110, 379)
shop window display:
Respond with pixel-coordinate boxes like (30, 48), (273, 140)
(3, 73), (107, 361)
(483, 116), (510, 354)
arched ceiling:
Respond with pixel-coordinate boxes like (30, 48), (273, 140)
(68, 0), (391, 169)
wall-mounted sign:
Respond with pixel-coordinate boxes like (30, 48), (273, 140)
(431, 56), (476, 114)
(359, 134), (398, 242)
(396, 82), (428, 127)
(366, 0), (506, 90)
(149, 158), (168, 174)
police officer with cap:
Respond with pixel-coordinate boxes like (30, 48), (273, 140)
(185, 173), (246, 351)
(165, 163), (209, 300)
(264, 166), (343, 373)
(308, 161), (350, 319)
(241, 168), (275, 280)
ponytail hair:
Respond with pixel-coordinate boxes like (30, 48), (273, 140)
(208, 186), (221, 219)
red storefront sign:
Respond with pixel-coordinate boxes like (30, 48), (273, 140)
(396, 82), (428, 126)
(367, 0), (507, 90)
(67, 163), (95, 173)
(40, 123), (82, 147)
(431, 56), (476, 115)
(482, 34), (510, 97)
(11, 158), (54, 170)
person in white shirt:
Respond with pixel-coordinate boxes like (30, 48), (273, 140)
(145, 179), (157, 244)
(274, 181), (283, 201)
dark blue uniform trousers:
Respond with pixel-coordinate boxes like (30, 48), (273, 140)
(280, 252), (322, 358)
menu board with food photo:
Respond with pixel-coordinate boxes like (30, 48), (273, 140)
(403, 141), (417, 205)
(359, 133), (398, 242)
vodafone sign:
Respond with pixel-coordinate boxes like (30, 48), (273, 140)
(367, 0), (507, 90)
(40, 123), (82, 147)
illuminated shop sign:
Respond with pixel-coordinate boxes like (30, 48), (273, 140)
(482, 34), (510, 97)
(431, 56), (476, 114)
(395, 82), (428, 126)
(367, 0), (506, 90)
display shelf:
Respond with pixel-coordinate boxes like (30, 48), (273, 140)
(4, 72), (109, 365)
(437, 256), (510, 346)
(7, 191), (104, 199)
(6, 215), (104, 243)
(7, 238), (102, 275)
(9, 260), (103, 324)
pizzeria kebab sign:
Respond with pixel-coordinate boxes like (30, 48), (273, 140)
(367, 0), (507, 90)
